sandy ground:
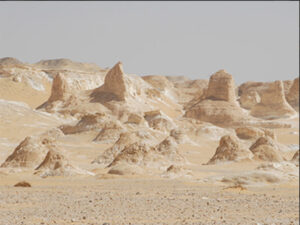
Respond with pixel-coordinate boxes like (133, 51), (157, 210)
(0, 175), (298, 225)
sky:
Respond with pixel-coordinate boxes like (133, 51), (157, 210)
(0, 1), (298, 84)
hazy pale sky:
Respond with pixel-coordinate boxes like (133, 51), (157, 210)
(0, 1), (298, 84)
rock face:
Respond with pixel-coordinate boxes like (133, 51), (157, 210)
(1, 136), (56, 168)
(92, 62), (127, 101)
(286, 77), (299, 111)
(48, 73), (70, 102)
(185, 70), (250, 127)
(206, 135), (253, 164)
(35, 150), (69, 171)
(251, 81), (296, 119)
(205, 70), (236, 103)
(34, 149), (90, 177)
(239, 90), (261, 110)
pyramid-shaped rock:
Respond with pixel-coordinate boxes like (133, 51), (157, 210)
(185, 70), (249, 127)
(206, 135), (253, 164)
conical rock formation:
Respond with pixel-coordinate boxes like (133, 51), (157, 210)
(206, 135), (253, 164)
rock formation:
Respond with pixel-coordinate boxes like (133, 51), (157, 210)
(235, 127), (276, 140)
(291, 150), (299, 166)
(60, 113), (105, 135)
(206, 135), (253, 164)
(1, 136), (56, 168)
(91, 62), (128, 101)
(0, 57), (23, 66)
(251, 81), (297, 119)
(286, 77), (299, 111)
(249, 136), (284, 162)
(205, 70), (236, 103)
(185, 70), (251, 127)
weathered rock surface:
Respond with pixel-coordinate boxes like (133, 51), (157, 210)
(286, 77), (299, 111)
(205, 70), (236, 103)
(251, 81), (297, 119)
(206, 135), (253, 164)
(235, 127), (276, 140)
(185, 70), (251, 127)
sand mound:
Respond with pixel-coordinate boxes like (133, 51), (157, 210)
(239, 90), (261, 110)
(221, 162), (298, 186)
(1, 135), (57, 168)
(185, 70), (251, 127)
(251, 81), (297, 119)
(14, 181), (31, 187)
(286, 77), (299, 111)
(206, 135), (253, 164)
(107, 162), (145, 175)
(235, 127), (275, 140)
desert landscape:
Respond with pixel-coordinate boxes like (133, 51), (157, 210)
(0, 57), (298, 225)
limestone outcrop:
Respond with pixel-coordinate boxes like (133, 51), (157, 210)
(206, 135), (253, 164)
(185, 70), (251, 127)
(286, 77), (299, 111)
(251, 81), (297, 119)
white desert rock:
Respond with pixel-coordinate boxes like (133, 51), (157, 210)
(185, 70), (251, 127)
(206, 135), (253, 164)
(286, 77), (299, 111)
(251, 81), (297, 119)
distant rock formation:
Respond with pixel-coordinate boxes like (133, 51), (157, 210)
(34, 58), (103, 72)
(92, 62), (128, 101)
(185, 70), (250, 127)
(251, 81), (297, 119)
(206, 135), (253, 164)
(0, 57), (23, 66)
(205, 70), (236, 103)
(286, 77), (299, 111)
